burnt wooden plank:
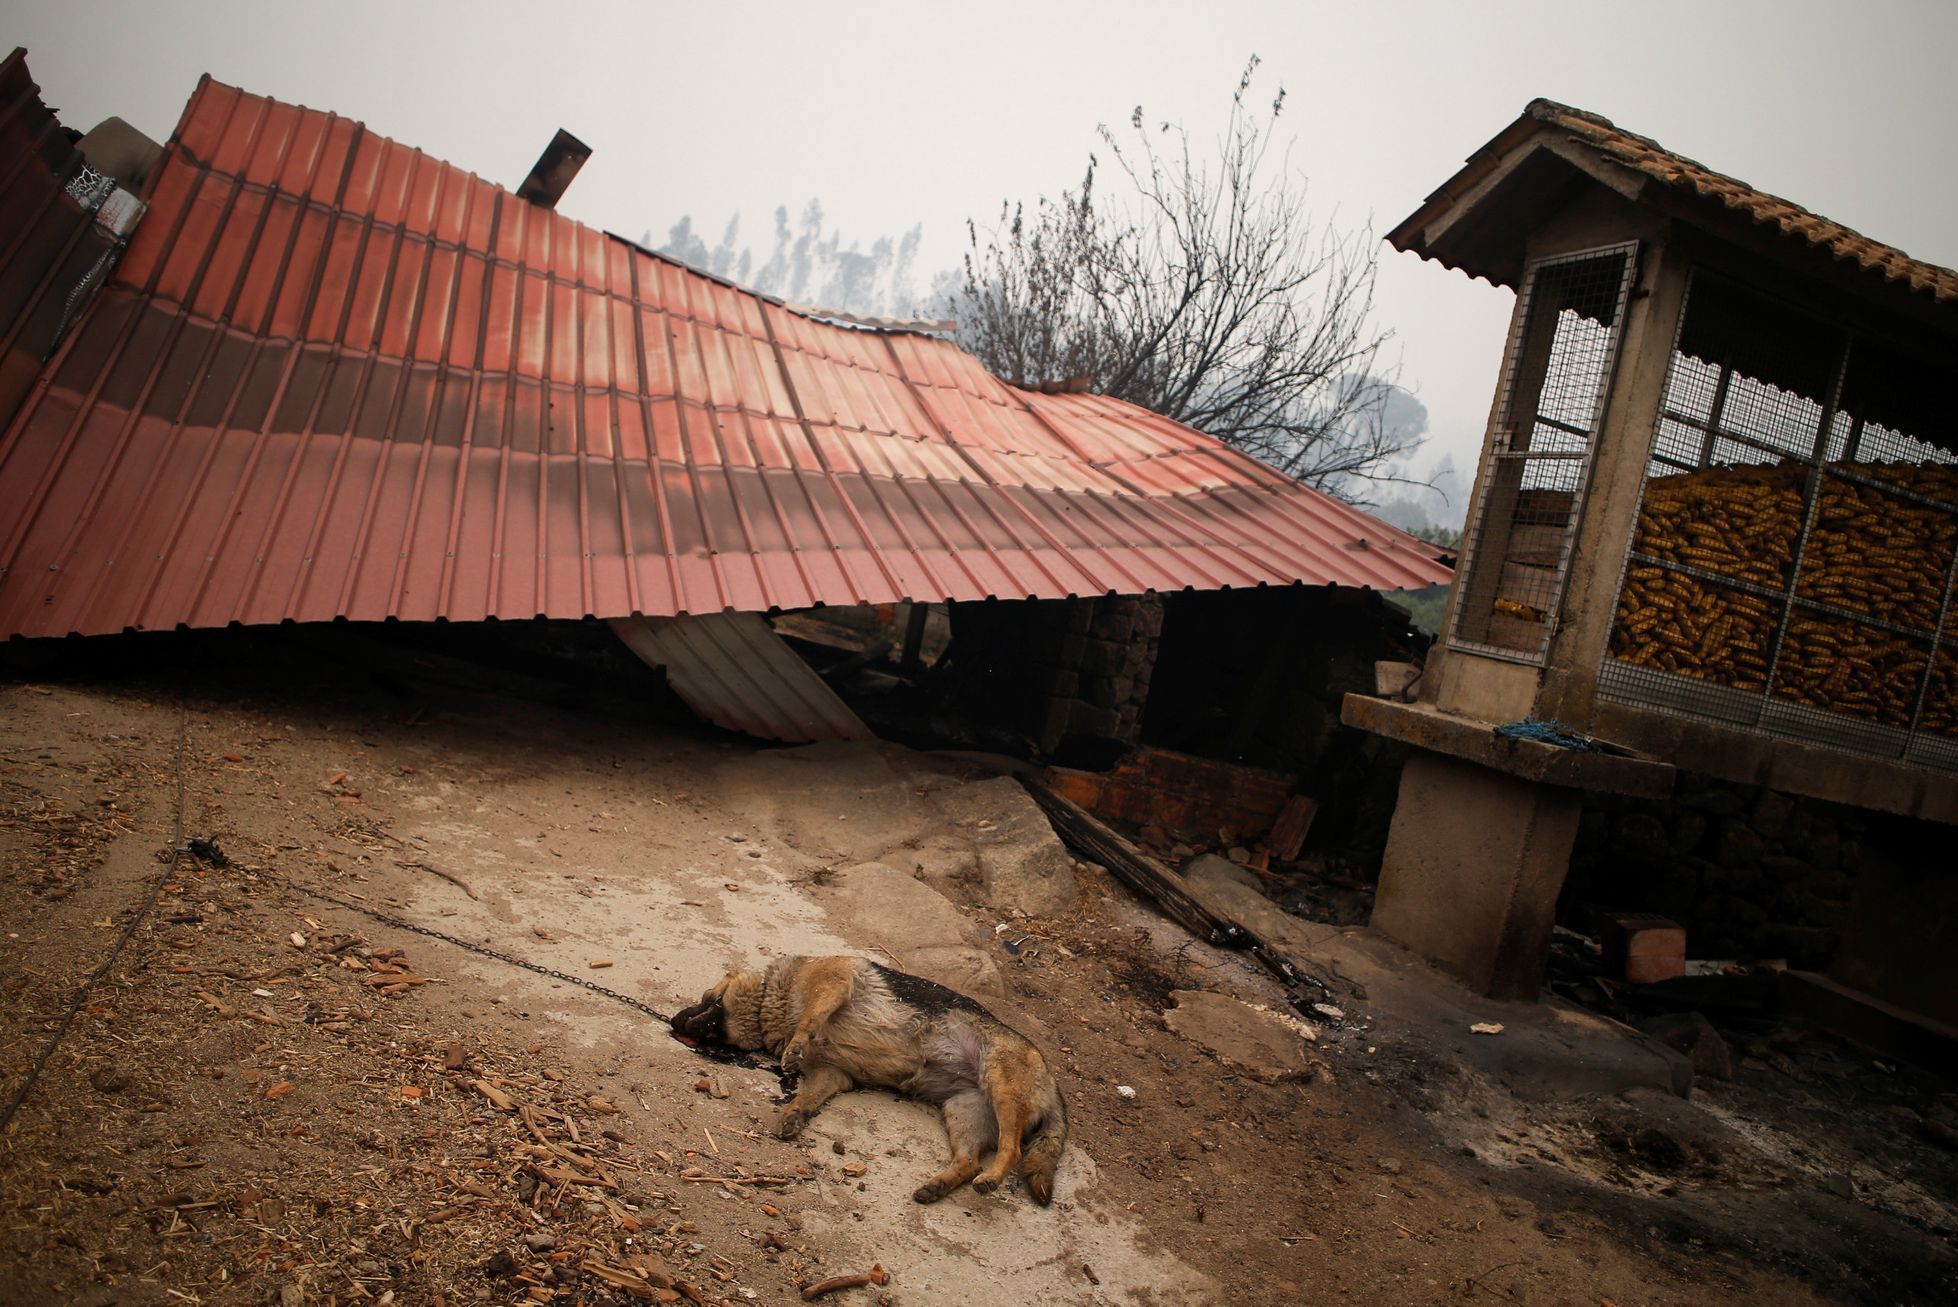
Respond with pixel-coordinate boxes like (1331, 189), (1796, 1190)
(1022, 779), (1336, 1003)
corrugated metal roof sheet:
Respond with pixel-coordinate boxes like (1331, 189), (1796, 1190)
(1390, 97), (1958, 307)
(609, 612), (871, 743)
(0, 73), (1451, 641)
(0, 48), (143, 436)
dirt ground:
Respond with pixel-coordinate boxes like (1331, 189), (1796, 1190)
(3, 629), (1955, 1305)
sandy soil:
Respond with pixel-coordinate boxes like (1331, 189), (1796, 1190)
(2, 630), (1953, 1305)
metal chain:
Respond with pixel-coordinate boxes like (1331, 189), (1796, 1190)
(1, 702), (190, 1135)
(243, 866), (675, 1026)
(2, 695), (686, 1142)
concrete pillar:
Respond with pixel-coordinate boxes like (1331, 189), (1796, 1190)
(1371, 750), (1583, 1000)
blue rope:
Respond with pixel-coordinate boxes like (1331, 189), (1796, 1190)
(1493, 716), (1601, 752)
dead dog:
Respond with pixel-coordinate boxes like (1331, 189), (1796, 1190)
(671, 955), (1067, 1205)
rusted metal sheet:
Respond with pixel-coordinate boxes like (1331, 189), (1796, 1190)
(609, 612), (871, 743)
(0, 74), (1451, 642)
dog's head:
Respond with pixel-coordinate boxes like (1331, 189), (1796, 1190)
(669, 967), (766, 1050)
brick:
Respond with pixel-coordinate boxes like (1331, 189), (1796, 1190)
(1044, 769), (1104, 811)
(1623, 954), (1684, 985)
(1154, 796), (1198, 833)
(1374, 660), (1421, 699)
(1601, 913), (1686, 985)
(1266, 795), (1318, 861)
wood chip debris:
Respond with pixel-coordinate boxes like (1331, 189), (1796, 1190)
(800, 1263), (890, 1300)
(473, 1079), (517, 1111)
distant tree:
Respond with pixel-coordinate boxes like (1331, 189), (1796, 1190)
(651, 204), (938, 320)
(950, 57), (1413, 492)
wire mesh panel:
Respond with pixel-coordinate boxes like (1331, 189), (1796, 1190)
(1600, 269), (1958, 773)
(1608, 563), (1782, 693)
(1917, 646), (1958, 771)
(1452, 244), (1639, 660)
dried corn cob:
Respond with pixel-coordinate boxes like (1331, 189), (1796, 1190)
(1611, 459), (1957, 731)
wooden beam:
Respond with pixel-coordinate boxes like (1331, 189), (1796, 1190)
(899, 602), (930, 673)
(1021, 779), (1338, 1003)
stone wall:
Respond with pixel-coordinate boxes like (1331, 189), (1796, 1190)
(944, 594), (1162, 756)
(941, 586), (1426, 869)
(1143, 586), (1407, 775)
(1141, 586), (1427, 864)
(1564, 774), (1868, 970)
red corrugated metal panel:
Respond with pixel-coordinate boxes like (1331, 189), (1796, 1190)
(0, 76), (1451, 640)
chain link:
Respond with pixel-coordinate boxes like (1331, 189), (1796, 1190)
(239, 863), (675, 1025)
(2, 704), (191, 1134)
(2, 684), (677, 1141)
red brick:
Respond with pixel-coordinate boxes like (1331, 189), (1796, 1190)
(1266, 795), (1318, 861)
(1602, 912), (1686, 985)
(1043, 748), (1296, 844)
(1044, 770), (1105, 812)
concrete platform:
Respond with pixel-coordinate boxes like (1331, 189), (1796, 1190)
(1341, 695), (1675, 798)
(1344, 695), (1677, 998)
(1592, 697), (1958, 824)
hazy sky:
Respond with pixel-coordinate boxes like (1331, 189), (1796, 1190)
(9, 0), (1956, 518)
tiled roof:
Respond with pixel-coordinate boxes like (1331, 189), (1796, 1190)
(1390, 97), (1956, 309)
(1524, 99), (1957, 305)
(0, 73), (1449, 641)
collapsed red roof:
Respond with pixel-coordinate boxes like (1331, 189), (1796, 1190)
(0, 71), (1450, 640)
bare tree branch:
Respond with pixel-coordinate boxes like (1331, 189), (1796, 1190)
(950, 57), (1418, 494)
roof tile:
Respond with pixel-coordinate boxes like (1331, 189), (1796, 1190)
(1527, 98), (1957, 304)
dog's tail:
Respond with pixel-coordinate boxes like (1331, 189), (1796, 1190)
(1020, 1090), (1068, 1206)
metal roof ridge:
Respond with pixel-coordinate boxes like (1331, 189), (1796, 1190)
(603, 229), (952, 340)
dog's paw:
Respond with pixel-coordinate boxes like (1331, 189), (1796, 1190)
(780, 1037), (807, 1074)
(912, 1181), (946, 1205)
(970, 1175), (999, 1196)
(775, 1110), (807, 1140)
